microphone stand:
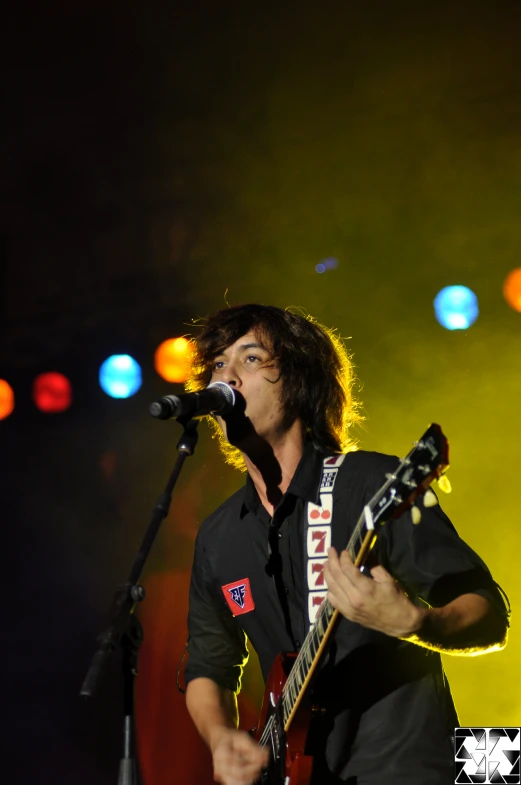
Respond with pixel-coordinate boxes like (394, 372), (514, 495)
(80, 416), (200, 785)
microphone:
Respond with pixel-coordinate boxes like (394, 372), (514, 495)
(148, 382), (236, 420)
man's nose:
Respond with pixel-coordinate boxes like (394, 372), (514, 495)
(220, 362), (240, 387)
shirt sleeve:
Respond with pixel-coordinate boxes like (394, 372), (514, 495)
(371, 455), (510, 623)
(185, 531), (249, 694)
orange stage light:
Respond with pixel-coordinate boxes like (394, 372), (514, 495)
(503, 268), (521, 312)
(33, 372), (72, 413)
(0, 379), (15, 420)
(154, 337), (192, 383)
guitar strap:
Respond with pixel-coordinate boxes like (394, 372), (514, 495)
(305, 454), (346, 625)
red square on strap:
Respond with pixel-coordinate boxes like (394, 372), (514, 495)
(221, 577), (255, 616)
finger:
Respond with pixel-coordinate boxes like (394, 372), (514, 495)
(337, 548), (364, 585)
(214, 740), (261, 767)
(230, 758), (266, 785)
(214, 756), (264, 785)
(327, 588), (339, 608)
(323, 560), (347, 596)
(369, 564), (395, 583)
(215, 771), (257, 785)
(229, 738), (268, 769)
(234, 736), (269, 766)
(328, 546), (354, 576)
(339, 549), (355, 571)
(229, 762), (264, 784)
(213, 733), (267, 785)
(231, 733), (263, 754)
(325, 551), (356, 595)
(327, 587), (354, 617)
(323, 560), (331, 587)
(326, 546), (340, 566)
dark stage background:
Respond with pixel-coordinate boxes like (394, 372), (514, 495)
(3, 2), (521, 783)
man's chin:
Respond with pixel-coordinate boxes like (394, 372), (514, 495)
(222, 420), (258, 449)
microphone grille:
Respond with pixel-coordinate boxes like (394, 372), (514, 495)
(206, 381), (235, 409)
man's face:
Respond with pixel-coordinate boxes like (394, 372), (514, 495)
(209, 331), (287, 445)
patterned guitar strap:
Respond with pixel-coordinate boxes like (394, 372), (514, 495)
(305, 454), (346, 625)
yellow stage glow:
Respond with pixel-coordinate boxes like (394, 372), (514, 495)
(503, 268), (521, 312)
(154, 337), (192, 383)
(0, 379), (14, 420)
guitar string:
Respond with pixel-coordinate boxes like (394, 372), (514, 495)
(269, 716), (276, 760)
(258, 712), (275, 747)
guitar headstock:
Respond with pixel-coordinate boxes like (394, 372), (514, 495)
(368, 423), (450, 529)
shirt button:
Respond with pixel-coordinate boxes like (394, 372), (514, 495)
(285, 586), (289, 594)
(278, 532), (282, 538)
(295, 640), (301, 649)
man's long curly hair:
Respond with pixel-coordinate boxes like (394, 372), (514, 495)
(185, 304), (364, 472)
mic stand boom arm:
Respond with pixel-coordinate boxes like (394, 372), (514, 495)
(79, 416), (200, 785)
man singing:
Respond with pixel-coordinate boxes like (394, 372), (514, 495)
(183, 304), (509, 785)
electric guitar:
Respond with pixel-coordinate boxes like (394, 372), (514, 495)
(253, 423), (450, 785)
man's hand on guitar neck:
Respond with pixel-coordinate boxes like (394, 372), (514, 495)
(324, 547), (423, 638)
(324, 547), (507, 654)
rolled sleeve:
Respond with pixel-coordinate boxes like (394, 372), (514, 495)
(185, 534), (249, 694)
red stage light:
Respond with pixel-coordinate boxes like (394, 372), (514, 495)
(33, 372), (73, 413)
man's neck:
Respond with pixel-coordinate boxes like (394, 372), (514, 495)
(241, 422), (305, 517)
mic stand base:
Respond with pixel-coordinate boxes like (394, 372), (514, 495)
(118, 758), (138, 785)
(118, 611), (143, 785)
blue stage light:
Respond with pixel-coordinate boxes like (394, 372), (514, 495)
(434, 286), (479, 330)
(315, 257), (339, 274)
(99, 355), (142, 398)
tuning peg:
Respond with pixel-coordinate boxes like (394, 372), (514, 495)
(411, 505), (422, 525)
(437, 474), (452, 494)
(423, 489), (438, 508)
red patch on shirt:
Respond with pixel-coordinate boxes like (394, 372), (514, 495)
(221, 577), (255, 616)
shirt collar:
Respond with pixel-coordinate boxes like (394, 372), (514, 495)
(240, 440), (326, 518)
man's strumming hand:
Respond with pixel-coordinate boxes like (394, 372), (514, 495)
(210, 726), (269, 785)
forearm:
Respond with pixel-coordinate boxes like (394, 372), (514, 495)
(402, 593), (508, 655)
(186, 677), (239, 750)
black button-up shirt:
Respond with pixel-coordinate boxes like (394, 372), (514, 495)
(186, 441), (508, 783)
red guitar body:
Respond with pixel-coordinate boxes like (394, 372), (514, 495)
(253, 653), (314, 785)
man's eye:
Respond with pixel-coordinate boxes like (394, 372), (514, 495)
(212, 360), (225, 370)
(246, 355), (260, 363)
